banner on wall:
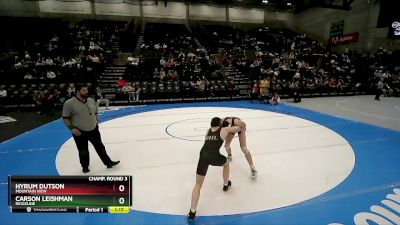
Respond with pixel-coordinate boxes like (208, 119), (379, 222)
(328, 32), (359, 46)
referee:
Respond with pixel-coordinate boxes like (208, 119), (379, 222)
(62, 84), (120, 173)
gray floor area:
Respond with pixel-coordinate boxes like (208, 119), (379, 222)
(0, 111), (62, 143)
(2, 96), (399, 143)
(284, 95), (400, 131)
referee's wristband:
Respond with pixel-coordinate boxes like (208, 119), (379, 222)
(67, 125), (75, 130)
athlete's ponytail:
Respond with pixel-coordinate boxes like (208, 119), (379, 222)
(221, 120), (229, 127)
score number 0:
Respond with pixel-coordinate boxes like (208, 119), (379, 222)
(118, 184), (126, 205)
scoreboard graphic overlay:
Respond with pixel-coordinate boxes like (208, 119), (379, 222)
(9, 176), (132, 213)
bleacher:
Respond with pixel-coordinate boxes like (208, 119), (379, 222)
(1, 19), (399, 111)
(0, 17), (128, 110)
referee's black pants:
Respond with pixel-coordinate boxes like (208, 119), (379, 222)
(375, 88), (382, 100)
(72, 125), (112, 168)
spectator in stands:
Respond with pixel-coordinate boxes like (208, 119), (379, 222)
(24, 51), (31, 61)
(67, 84), (75, 97)
(335, 79), (343, 93)
(34, 90), (54, 115)
(375, 78), (384, 100)
(0, 86), (7, 114)
(197, 79), (205, 97)
(0, 86), (7, 99)
(24, 72), (33, 80)
(390, 76), (399, 97)
(116, 77), (126, 88)
(293, 70), (301, 79)
(153, 68), (160, 80)
(64, 58), (77, 67)
(160, 68), (166, 81)
(79, 51), (86, 59)
(382, 82), (393, 97)
(45, 57), (53, 66)
(121, 83), (135, 102)
(78, 41), (86, 52)
(46, 70), (56, 79)
(259, 77), (269, 96)
(160, 57), (165, 66)
(135, 84), (141, 102)
(89, 41), (95, 52)
(96, 87), (110, 110)
(290, 81), (302, 103)
(127, 54), (135, 64)
(271, 93), (281, 105)
(250, 83), (260, 103)
(168, 70), (178, 80)
(91, 54), (100, 64)
(261, 88), (270, 104)
(94, 43), (104, 52)
(34, 91), (45, 114)
(35, 53), (44, 66)
(328, 79), (336, 93)
(57, 84), (70, 104)
(131, 57), (139, 66)
(0, 86), (7, 115)
(14, 58), (23, 69)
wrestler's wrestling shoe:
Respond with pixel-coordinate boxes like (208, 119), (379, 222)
(251, 169), (257, 179)
(223, 180), (232, 192)
(187, 209), (196, 220)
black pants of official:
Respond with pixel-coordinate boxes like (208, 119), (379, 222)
(375, 88), (382, 100)
(72, 125), (112, 168)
